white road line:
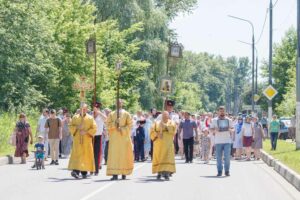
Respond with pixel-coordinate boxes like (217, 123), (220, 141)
(80, 163), (147, 200)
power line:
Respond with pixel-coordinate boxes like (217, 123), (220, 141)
(256, 8), (269, 44)
(274, 0), (296, 31)
(273, 0), (279, 8)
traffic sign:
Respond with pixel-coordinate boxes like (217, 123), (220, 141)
(263, 85), (278, 100)
(254, 94), (260, 102)
(243, 105), (261, 111)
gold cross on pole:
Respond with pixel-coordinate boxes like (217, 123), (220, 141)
(73, 76), (93, 102)
(72, 76), (93, 144)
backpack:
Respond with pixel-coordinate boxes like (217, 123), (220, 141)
(47, 118), (60, 129)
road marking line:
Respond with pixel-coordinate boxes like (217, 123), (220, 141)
(80, 163), (147, 200)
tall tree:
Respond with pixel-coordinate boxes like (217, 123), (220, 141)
(0, 0), (59, 112)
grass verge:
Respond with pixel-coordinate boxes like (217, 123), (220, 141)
(263, 139), (300, 174)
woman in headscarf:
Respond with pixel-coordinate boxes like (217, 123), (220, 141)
(252, 117), (265, 160)
(14, 113), (33, 164)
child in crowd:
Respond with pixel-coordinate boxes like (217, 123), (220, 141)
(134, 119), (146, 162)
(34, 135), (45, 169)
(201, 128), (211, 164)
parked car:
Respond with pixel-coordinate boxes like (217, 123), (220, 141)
(279, 118), (291, 140)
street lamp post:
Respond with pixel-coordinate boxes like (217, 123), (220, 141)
(229, 15), (255, 114)
(238, 40), (259, 94)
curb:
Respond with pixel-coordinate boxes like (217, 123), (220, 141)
(0, 153), (34, 166)
(260, 150), (300, 191)
(0, 156), (14, 165)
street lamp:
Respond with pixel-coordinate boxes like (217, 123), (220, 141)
(229, 15), (255, 114)
(86, 38), (97, 104)
(238, 40), (258, 95)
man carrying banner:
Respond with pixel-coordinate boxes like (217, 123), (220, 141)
(106, 99), (134, 180)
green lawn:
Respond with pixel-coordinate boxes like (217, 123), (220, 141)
(0, 112), (39, 157)
(263, 139), (300, 174)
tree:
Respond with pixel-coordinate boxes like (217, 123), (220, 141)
(171, 51), (250, 113)
(261, 28), (297, 112)
(95, 21), (150, 112)
(0, 0), (59, 112)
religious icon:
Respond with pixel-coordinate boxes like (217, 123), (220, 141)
(160, 79), (172, 93)
(217, 119), (229, 132)
(86, 39), (96, 55)
(169, 43), (183, 58)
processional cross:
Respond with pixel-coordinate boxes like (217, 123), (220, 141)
(73, 76), (93, 144)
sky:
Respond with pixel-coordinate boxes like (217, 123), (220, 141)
(170, 0), (297, 62)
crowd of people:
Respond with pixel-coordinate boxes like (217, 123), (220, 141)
(12, 99), (283, 180)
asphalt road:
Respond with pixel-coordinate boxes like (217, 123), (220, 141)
(0, 156), (299, 200)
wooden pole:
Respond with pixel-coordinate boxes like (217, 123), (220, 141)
(116, 74), (120, 129)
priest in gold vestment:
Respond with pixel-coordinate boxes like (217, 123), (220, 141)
(150, 111), (176, 180)
(68, 104), (97, 179)
(106, 99), (134, 180)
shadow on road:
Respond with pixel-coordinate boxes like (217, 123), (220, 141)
(57, 168), (69, 170)
(47, 177), (84, 182)
(200, 175), (228, 179)
(94, 179), (129, 183)
(135, 176), (171, 183)
(193, 162), (216, 166)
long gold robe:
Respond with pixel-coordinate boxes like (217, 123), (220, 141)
(106, 110), (134, 176)
(150, 120), (176, 174)
(68, 114), (97, 172)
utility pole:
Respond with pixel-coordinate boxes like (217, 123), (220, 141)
(268, 0), (273, 121)
(252, 33), (255, 114)
(256, 54), (258, 94)
(296, 0), (300, 149)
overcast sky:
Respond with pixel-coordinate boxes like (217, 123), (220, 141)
(170, 0), (296, 62)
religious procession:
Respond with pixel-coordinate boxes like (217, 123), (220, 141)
(12, 98), (277, 181)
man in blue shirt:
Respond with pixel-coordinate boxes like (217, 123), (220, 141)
(179, 112), (198, 163)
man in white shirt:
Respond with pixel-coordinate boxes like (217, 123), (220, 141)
(210, 106), (233, 176)
(93, 102), (107, 175)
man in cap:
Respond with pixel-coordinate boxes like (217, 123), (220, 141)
(156, 100), (179, 123)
